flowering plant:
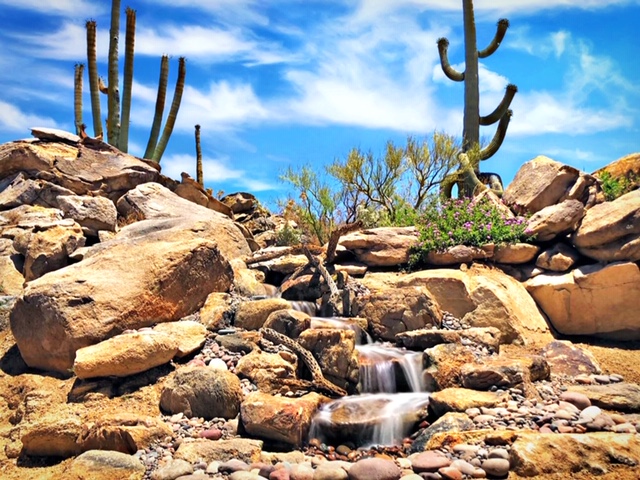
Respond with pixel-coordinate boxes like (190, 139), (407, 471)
(409, 196), (534, 266)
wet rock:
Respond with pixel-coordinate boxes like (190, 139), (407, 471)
(240, 392), (326, 447)
(160, 366), (243, 419)
(298, 328), (359, 386)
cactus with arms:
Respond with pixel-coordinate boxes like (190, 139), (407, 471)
(78, 1), (185, 162)
(438, 0), (517, 197)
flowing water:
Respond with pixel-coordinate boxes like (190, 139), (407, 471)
(308, 318), (431, 447)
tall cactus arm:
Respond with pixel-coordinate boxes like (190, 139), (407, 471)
(478, 19), (510, 58)
(107, 0), (121, 147)
(85, 20), (103, 138)
(480, 84), (517, 125)
(151, 57), (186, 163)
(479, 109), (512, 161)
(144, 55), (169, 159)
(437, 38), (464, 82)
(73, 63), (84, 136)
(119, 7), (136, 153)
(195, 124), (203, 185)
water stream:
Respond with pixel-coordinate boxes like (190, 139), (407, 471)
(308, 318), (431, 448)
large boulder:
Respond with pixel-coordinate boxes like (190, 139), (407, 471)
(338, 227), (419, 267)
(503, 156), (598, 214)
(526, 262), (640, 340)
(0, 137), (159, 201)
(363, 265), (551, 344)
(571, 189), (640, 262)
(525, 199), (585, 242)
(10, 212), (236, 374)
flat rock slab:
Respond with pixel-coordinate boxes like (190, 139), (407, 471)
(567, 383), (640, 412)
(153, 320), (207, 357)
(175, 438), (263, 464)
(429, 388), (509, 418)
(540, 340), (602, 377)
(73, 330), (179, 379)
(510, 432), (640, 477)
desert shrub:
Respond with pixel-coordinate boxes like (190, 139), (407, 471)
(280, 133), (459, 242)
(409, 196), (533, 266)
(275, 222), (302, 246)
(597, 171), (637, 201)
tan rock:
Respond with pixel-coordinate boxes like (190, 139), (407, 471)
(510, 433), (640, 477)
(492, 243), (539, 264)
(525, 199), (585, 242)
(234, 297), (291, 330)
(235, 350), (297, 393)
(13, 218), (85, 281)
(298, 328), (360, 386)
(0, 254), (24, 295)
(263, 308), (312, 339)
(63, 450), (145, 480)
(429, 388), (510, 418)
(592, 152), (640, 188)
(279, 273), (324, 301)
(73, 330), (179, 379)
(78, 414), (173, 454)
(396, 327), (501, 352)
(425, 244), (494, 266)
(160, 366), (244, 419)
(535, 242), (580, 272)
(20, 417), (82, 457)
(174, 172), (234, 218)
(526, 262), (640, 340)
(230, 258), (267, 297)
(503, 156), (588, 214)
(57, 194), (117, 236)
(572, 189), (640, 262)
(388, 264), (551, 344)
(200, 292), (232, 331)
(410, 412), (475, 453)
(354, 285), (442, 342)
(423, 343), (476, 390)
(338, 226), (420, 267)
(221, 192), (258, 214)
(0, 172), (76, 210)
(175, 438), (263, 464)
(567, 383), (640, 412)
(240, 392), (327, 446)
(10, 212), (234, 374)
(540, 340), (601, 377)
(460, 355), (549, 390)
(153, 320), (207, 357)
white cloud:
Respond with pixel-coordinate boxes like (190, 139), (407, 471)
(138, 0), (268, 26)
(0, 101), (59, 133)
(0, 0), (102, 17)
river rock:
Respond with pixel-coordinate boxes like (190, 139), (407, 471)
(526, 262), (640, 340)
(160, 366), (244, 419)
(348, 457), (401, 480)
(240, 392), (326, 446)
(572, 189), (640, 262)
(410, 450), (452, 472)
(73, 330), (179, 379)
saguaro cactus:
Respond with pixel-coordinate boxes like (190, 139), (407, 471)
(78, 1), (185, 162)
(73, 63), (84, 136)
(438, 0), (517, 197)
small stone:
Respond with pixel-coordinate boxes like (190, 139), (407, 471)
(411, 451), (452, 472)
(198, 428), (222, 440)
(579, 406), (602, 422)
(481, 458), (510, 477)
(450, 459), (475, 475)
(348, 457), (401, 480)
(219, 459), (251, 473)
(438, 466), (463, 480)
(488, 448), (509, 460)
(560, 391), (592, 410)
(592, 375), (611, 384)
(151, 458), (194, 480)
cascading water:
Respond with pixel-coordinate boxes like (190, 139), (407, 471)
(309, 319), (431, 448)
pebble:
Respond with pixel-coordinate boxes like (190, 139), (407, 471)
(438, 466), (463, 480)
(481, 458), (510, 477)
(411, 451), (452, 472)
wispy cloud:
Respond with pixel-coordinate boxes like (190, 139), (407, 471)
(0, 0), (103, 17)
(0, 101), (60, 133)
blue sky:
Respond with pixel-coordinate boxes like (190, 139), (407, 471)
(0, 0), (638, 207)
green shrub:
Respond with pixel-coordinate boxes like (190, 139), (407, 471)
(409, 196), (534, 266)
(275, 223), (302, 246)
(598, 171), (637, 201)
